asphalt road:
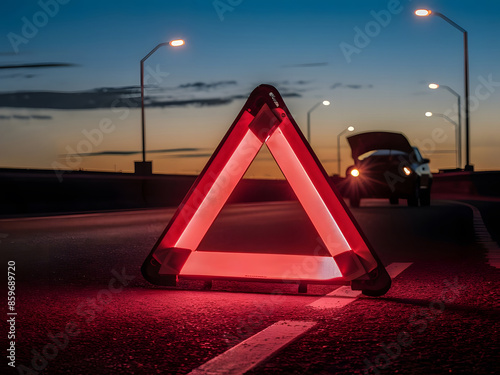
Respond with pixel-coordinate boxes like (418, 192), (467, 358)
(1, 199), (499, 374)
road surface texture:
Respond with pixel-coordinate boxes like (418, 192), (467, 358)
(1, 199), (499, 374)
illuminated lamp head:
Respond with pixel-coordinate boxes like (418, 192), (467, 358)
(403, 166), (412, 176)
(169, 39), (185, 47)
(350, 168), (360, 177)
(415, 9), (432, 16)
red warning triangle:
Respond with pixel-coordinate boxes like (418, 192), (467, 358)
(142, 85), (391, 296)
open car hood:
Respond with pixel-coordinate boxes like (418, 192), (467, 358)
(347, 131), (414, 160)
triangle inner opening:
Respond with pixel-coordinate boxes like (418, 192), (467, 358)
(196, 145), (329, 256)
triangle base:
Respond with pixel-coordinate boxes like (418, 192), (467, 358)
(142, 249), (391, 296)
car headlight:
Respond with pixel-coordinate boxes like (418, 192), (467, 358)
(350, 168), (360, 177)
(403, 166), (412, 176)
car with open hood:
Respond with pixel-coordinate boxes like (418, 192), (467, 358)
(344, 131), (432, 207)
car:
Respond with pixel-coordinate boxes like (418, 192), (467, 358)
(344, 131), (432, 207)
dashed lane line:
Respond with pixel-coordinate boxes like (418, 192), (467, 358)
(188, 321), (316, 375)
(188, 263), (413, 374)
(307, 262), (413, 309)
(307, 285), (362, 309)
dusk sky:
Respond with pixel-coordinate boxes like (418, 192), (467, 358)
(1, 0), (499, 177)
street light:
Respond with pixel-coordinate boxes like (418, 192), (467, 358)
(306, 100), (330, 144)
(136, 39), (185, 175)
(415, 9), (431, 16)
(428, 82), (462, 167)
(415, 9), (472, 171)
(169, 39), (185, 47)
(337, 126), (355, 176)
(425, 112), (459, 168)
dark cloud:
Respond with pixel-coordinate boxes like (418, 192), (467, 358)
(0, 78), (301, 109)
(149, 148), (204, 154)
(0, 89), (140, 110)
(266, 80), (312, 88)
(95, 86), (140, 94)
(282, 62), (329, 68)
(63, 147), (207, 157)
(249, 81), (305, 96)
(0, 79), (244, 109)
(0, 89), (242, 109)
(331, 82), (373, 90)
(85, 151), (138, 156)
(150, 97), (234, 107)
(0, 73), (36, 79)
(177, 81), (237, 91)
(30, 114), (52, 120)
(0, 62), (78, 70)
(281, 92), (301, 98)
(0, 62), (75, 81)
(0, 114), (53, 120)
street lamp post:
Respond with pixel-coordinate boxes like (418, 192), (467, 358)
(428, 83), (462, 167)
(136, 39), (185, 175)
(337, 126), (355, 176)
(306, 100), (330, 144)
(425, 112), (459, 168)
(415, 9), (472, 171)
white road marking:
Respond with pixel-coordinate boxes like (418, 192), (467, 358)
(189, 263), (413, 373)
(307, 286), (361, 309)
(188, 320), (316, 375)
(307, 262), (413, 309)
(446, 201), (500, 269)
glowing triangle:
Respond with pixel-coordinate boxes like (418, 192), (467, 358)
(142, 85), (391, 296)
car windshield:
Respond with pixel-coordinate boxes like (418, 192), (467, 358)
(358, 149), (408, 160)
(412, 147), (424, 163)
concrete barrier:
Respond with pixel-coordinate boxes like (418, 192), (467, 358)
(0, 168), (297, 216)
(1, 168), (498, 216)
(432, 171), (500, 197)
